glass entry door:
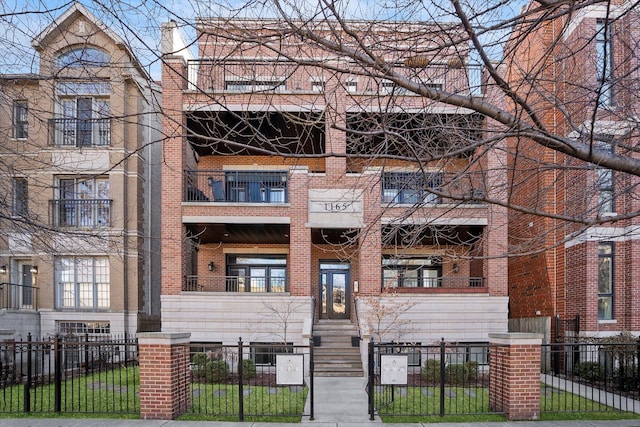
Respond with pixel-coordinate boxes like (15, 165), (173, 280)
(320, 262), (350, 319)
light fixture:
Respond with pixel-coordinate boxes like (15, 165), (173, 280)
(0, 265), (6, 274)
(208, 262), (215, 272)
(30, 266), (38, 274)
(452, 263), (459, 273)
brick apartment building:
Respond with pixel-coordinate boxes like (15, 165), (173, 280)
(0, 3), (162, 339)
(160, 17), (509, 370)
(505, 1), (640, 339)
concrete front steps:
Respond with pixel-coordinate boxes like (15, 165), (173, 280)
(313, 319), (363, 377)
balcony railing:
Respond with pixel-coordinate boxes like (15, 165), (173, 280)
(183, 275), (288, 293)
(50, 199), (112, 228)
(0, 282), (38, 310)
(384, 276), (485, 290)
(48, 118), (111, 147)
(186, 59), (482, 96)
(184, 170), (288, 203)
(382, 171), (486, 205)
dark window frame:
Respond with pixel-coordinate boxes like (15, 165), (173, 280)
(596, 19), (614, 106)
(598, 242), (614, 320)
(382, 256), (442, 288)
(226, 254), (288, 292)
(13, 100), (28, 139)
(382, 172), (443, 205)
(12, 177), (28, 216)
(250, 342), (293, 366)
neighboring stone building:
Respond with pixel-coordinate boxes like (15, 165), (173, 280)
(0, 3), (161, 339)
(505, 1), (640, 339)
(160, 18), (509, 373)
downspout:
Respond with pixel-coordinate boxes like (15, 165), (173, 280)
(122, 78), (130, 335)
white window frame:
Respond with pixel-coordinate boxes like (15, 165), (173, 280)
(56, 256), (110, 310)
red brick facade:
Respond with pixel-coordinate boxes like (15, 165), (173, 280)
(138, 333), (191, 420)
(489, 333), (542, 420)
(505, 2), (640, 336)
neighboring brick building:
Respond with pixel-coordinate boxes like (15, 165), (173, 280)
(0, 3), (162, 339)
(160, 17), (509, 368)
(505, 2), (640, 339)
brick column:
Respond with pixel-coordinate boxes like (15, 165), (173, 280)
(488, 333), (542, 420)
(138, 332), (191, 420)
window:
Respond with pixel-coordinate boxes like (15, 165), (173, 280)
(598, 242), (614, 320)
(596, 19), (613, 106)
(311, 80), (325, 93)
(382, 257), (442, 288)
(57, 321), (111, 335)
(55, 177), (111, 227)
(13, 101), (28, 139)
(379, 343), (422, 366)
(12, 177), (28, 216)
(56, 257), (110, 310)
(596, 141), (614, 214)
(382, 172), (442, 204)
(54, 82), (111, 146)
(380, 80), (395, 95)
(226, 255), (287, 292)
(345, 80), (357, 93)
(250, 342), (293, 366)
(57, 47), (110, 68)
(448, 343), (489, 366)
(225, 79), (286, 92)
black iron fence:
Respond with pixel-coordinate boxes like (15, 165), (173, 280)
(367, 340), (499, 420)
(541, 340), (640, 414)
(188, 339), (313, 420)
(184, 170), (288, 203)
(48, 118), (111, 147)
(183, 275), (288, 293)
(0, 334), (138, 414)
(49, 199), (112, 228)
(0, 282), (38, 310)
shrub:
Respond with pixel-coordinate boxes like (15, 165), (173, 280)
(574, 361), (605, 382)
(446, 361), (478, 385)
(191, 352), (209, 378)
(205, 359), (229, 383)
(242, 358), (257, 379)
(421, 359), (441, 382)
(613, 364), (638, 391)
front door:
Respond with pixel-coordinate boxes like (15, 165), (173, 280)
(14, 261), (34, 309)
(320, 262), (350, 319)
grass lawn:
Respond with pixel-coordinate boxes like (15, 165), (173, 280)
(0, 366), (139, 416)
(375, 384), (639, 423)
(179, 382), (308, 422)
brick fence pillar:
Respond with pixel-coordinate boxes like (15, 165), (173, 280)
(488, 332), (542, 420)
(138, 332), (191, 420)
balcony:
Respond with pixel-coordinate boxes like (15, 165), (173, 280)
(382, 171), (486, 205)
(0, 282), (38, 310)
(48, 118), (111, 147)
(50, 199), (112, 228)
(183, 275), (288, 293)
(384, 276), (485, 291)
(184, 170), (288, 203)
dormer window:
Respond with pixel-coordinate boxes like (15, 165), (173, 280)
(57, 47), (110, 68)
